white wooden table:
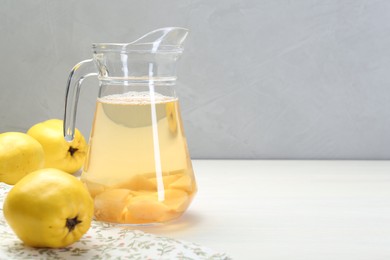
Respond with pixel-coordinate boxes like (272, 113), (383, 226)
(138, 160), (390, 260)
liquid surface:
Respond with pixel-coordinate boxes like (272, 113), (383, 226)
(81, 91), (197, 224)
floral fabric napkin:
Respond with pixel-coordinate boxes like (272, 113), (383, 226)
(0, 183), (230, 260)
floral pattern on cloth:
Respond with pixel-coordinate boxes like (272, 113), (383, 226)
(0, 183), (231, 260)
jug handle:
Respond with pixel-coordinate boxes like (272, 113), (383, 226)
(64, 59), (97, 142)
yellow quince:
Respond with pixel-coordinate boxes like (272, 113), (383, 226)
(0, 132), (44, 185)
(27, 119), (87, 174)
(3, 168), (94, 248)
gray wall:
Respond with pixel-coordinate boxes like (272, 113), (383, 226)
(1, 0), (390, 159)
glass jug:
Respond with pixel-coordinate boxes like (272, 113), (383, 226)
(63, 27), (197, 225)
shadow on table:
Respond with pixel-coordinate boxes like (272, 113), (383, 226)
(123, 211), (203, 235)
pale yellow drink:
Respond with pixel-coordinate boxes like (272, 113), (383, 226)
(81, 92), (197, 224)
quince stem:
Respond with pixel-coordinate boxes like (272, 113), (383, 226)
(68, 147), (78, 156)
(66, 216), (82, 232)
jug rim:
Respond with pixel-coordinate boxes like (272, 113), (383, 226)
(92, 43), (184, 54)
(92, 27), (188, 54)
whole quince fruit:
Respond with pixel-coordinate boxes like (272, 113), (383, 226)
(0, 132), (44, 185)
(27, 119), (87, 173)
(3, 168), (94, 248)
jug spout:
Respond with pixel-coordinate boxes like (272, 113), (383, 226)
(92, 27), (189, 81)
(125, 27), (189, 53)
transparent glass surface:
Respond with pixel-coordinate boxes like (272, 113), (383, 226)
(64, 28), (197, 224)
